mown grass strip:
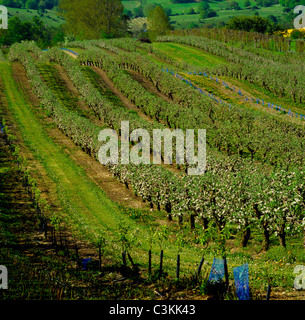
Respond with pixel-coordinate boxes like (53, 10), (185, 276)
(152, 42), (228, 69)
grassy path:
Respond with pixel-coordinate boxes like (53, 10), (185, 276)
(152, 42), (228, 69)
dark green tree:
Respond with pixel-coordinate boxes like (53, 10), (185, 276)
(59, 0), (125, 39)
(147, 5), (172, 40)
(226, 15), (281, 33)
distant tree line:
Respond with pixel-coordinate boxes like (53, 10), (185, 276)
(0, 15), (64, 47)
(226, 15), (283, 33)
(279, 0), (305, 9)
(0, 0), (58, 10)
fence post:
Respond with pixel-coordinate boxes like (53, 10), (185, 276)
(148, 250), (152, 275)
(223, 256), (229, 293)
(266, 285), (272, 300)
(158, 250), (164, 278)
(196, 257), (205, 279)
(176, 254), (180, 280)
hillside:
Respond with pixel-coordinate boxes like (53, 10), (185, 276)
(5, 7), (64, 28)
(124, 0), (291, 29)
(1, 0), (293, 31)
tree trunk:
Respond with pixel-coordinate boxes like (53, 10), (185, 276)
(190, 214), (195, 230)
(178, 215), (183, 225)
(122, 251), (127, 266)
(241, 226), (251, 248)
(165, 203), (172, 221)
(262, 227), (270, 251)
(201, 217), (208, 230)
(278, 224), (286, 248)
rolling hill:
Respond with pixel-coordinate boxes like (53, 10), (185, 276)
(1, 0), (292, 31)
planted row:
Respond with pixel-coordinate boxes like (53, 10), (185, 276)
(77, 41), (305, 170)
(158, 35), (305, 104)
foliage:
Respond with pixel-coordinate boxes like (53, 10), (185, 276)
(0, 15), (63, 47)
(147, 5), (172, 40)
(58, 0), (125, 39)
(226, 15), (281, 33)
(0, 0), (58, 9)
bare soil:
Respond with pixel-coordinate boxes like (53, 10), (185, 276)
(91, 65), (156, 125)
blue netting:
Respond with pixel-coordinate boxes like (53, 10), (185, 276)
(209, 258), (225, 283)
(82, 258), (92, 271)
(233, 263), (250, 300)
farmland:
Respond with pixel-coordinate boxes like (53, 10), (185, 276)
(1, 0), (293, 33)
(1, 30), (305, 301)
(124, 0), (290, 30)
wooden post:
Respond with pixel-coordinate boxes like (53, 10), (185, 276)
(196, 257), (205, 279)
(266, 285), (271, 300)
(127, 252), (137, 271)
(159, 250), (164, 278)
(176, 254), (180, 280)
(148, 250), (152, 275)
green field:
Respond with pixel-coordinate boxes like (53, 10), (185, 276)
(7, 7), (65, 28)
(124, 1), (289, 29)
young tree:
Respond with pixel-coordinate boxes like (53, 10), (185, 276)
(147, 5), (172, 40)
(59, 0), (125, 39)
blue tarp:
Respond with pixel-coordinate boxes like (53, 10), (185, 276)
(209, 258), (225, 283)
(233, 263), (250, 300)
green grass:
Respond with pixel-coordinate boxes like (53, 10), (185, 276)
(7, 7), (65, 28)
(153, 42), (228, 68)
(37, 63), (90, 117)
